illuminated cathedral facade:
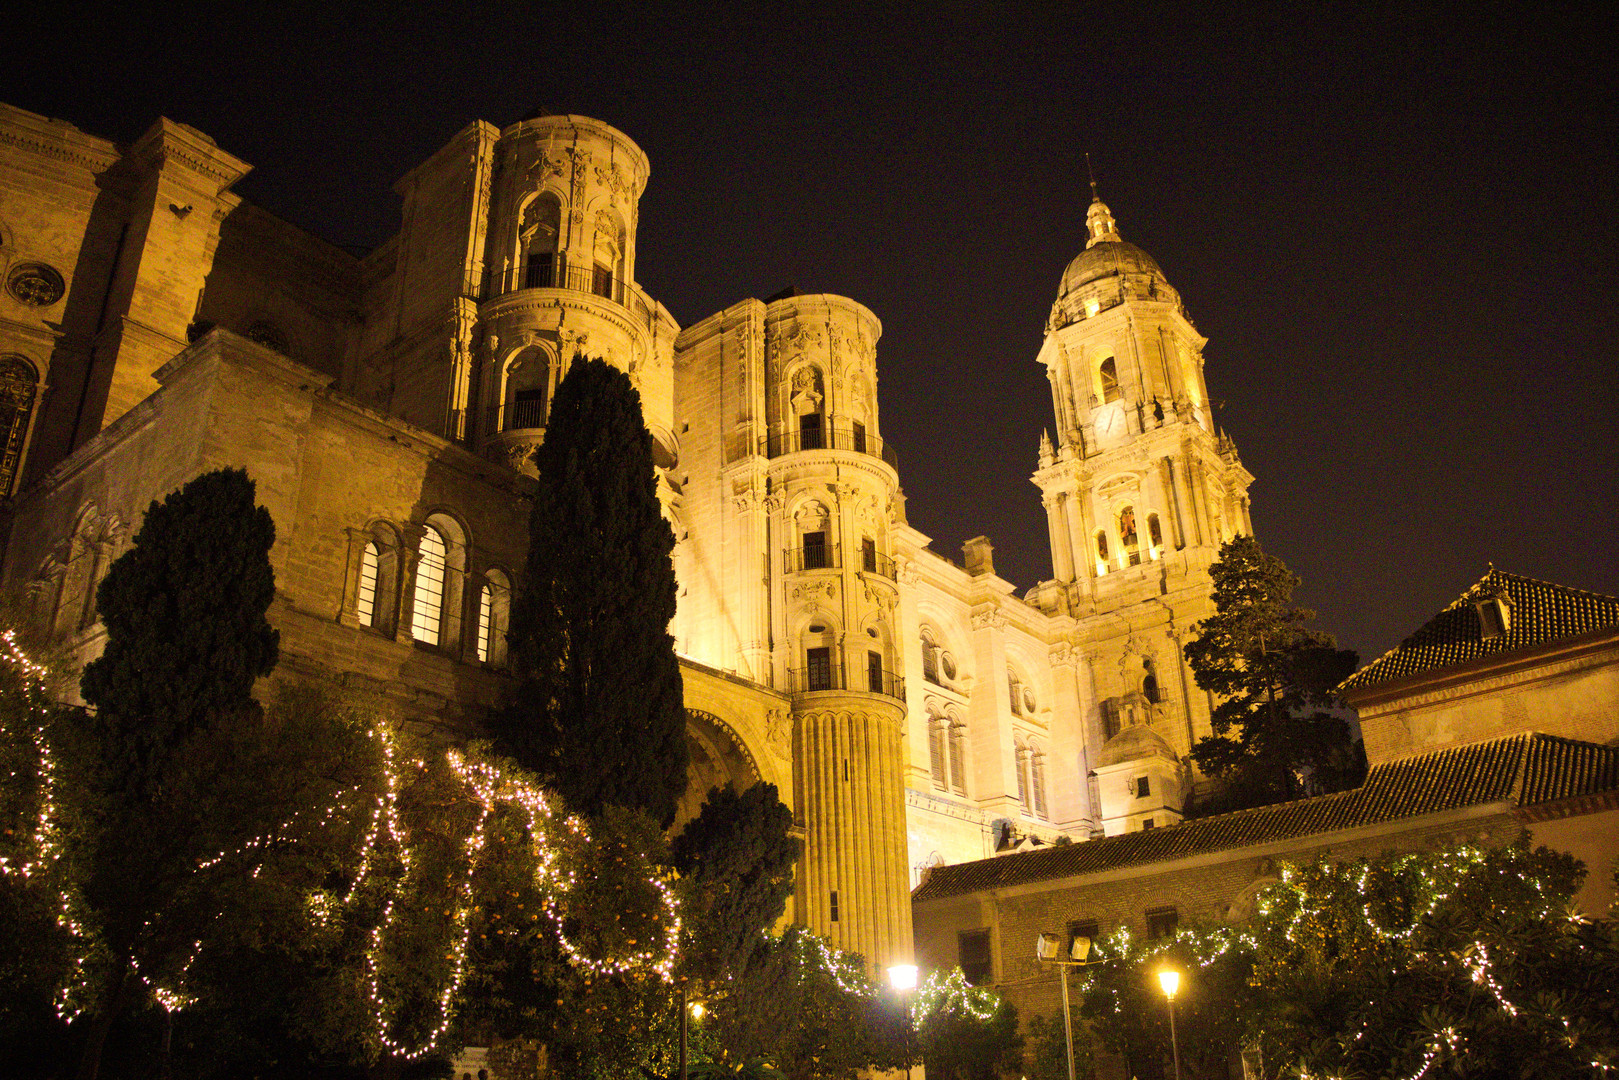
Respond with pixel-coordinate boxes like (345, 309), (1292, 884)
(0, 103), (1255, 976)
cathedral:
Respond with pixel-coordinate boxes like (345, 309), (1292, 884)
(0, 104), (1256, 979)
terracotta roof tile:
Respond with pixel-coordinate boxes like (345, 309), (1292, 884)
(1341, 569), (1619, 693)
(912, 734), (1619, 902)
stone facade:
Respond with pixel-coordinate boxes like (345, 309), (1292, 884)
(0, 101), (1256, 977)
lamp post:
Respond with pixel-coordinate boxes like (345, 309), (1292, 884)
(1157, 968), (1182, 1080)
(888, 963), (919, 1080)
(1035, 932), (1097, 1080)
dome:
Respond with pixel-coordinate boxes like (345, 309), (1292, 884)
(1058, 240), (1166, 297)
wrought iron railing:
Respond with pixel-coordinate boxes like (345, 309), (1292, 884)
(784, 544), (840, 573)
(859, 548), (896, 580)
(760, 423), (900, 470)
(787, 665), (906, 702)
(511, 259), (657, 331)
(487, 397), (549, 433)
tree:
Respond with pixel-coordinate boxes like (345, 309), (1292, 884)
(912, 969), (1023, 1080)
(1184, 536), (1360, 810)
(493, 356), (688, 826)
(671, 782), (801, 986)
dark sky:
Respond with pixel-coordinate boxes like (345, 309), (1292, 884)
(9, 4), (1615, 664)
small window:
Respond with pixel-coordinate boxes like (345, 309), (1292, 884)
(852, 420), (867, 454)
(1099, 357), (1120, 403)
(1136, 775), (1151, 798)
(1146, 906), (1177, 939)
(1148, 513), (1163, 551)
(802, 530), (828, 570)
(592, 262), (613, 299)
(1142, 818), (1155, 830)
(862, 537), (877, 573)
(410, 526), (449, 646)
(829, 890), (840, 923)
(941, 652), (957, 681)
(867, 650), (884, 694)
(958, 929), (992, 986)
(799, 411), (823, 450)
(1143, 659), (1160, 703)
(807, 646), (832, 691)
(357, 541), (380, 628)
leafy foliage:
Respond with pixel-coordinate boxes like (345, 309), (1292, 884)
(703, 927), (908, 1080)
(1065, 842), (1619, 1080)
(671, 782), (801, 985)
(494, 356), (688, 826)
(1184, 536), (1361, 809)
(912, 968), (1023, 1080)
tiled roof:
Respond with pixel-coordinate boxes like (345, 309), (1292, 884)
(1341, 569), (1619, 694)
(912, 733), (1619, 902)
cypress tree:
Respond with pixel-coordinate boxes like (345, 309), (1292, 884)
(81, 467), (279, 792)
(494, 356), (688, 825)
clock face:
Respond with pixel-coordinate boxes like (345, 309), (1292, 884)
(1095, 403), (1125, 443)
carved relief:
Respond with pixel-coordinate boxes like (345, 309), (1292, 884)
(565, 147), (592, 203)
(766, 708), (792, 761)
(791, 580), (837, 605)
(970, 606), (1007, 631)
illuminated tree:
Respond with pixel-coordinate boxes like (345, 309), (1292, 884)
(494, 356), (688, 826)
(1184, 536), (1361, 810)
(912, 968), (1023, 1080)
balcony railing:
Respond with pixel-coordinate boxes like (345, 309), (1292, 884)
(859, 548), (896, 580)
(787, 665), (906, 702)
(760, 423), (900, 470)
(487, 397), (549, 433)
(511, 259), (658, 332)
(784, 544), (840, 573)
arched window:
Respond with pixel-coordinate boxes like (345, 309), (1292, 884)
(1143, 657), (1161, 703)
(921, 631), (940, 684)
(477, 569), (512, 665)
(790, 366), (825, 451)
(411, 525), (449, 645)
(1095, 531), (1110, 576)
(522, 194), (562, 289)
(1014, 739), (1030, 807)
(1098, 357), (1120, 403)
(1030, 746), (1048, 819)
(504, 347), (551, 431)
(1008, 668), (1027, 715)
(929, 715), (948, 789)
(1147, 513), (1163, 558)
(0, 356), (39, 496)
(357, 541), (380, 627)
(1119, 506), (1140, 566)
(948, 721), (967, 796)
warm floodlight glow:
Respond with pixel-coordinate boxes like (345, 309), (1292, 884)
(1158, 968), (1180, 999)
(887, 964), (918, 991)
(689, 1000), (707, 1020)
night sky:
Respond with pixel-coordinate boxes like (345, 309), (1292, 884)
(8, 5), (1615, 665)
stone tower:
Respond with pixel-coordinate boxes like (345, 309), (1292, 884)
(1031, 187), (1255, 832)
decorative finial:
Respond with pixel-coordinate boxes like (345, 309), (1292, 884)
(1083, 158), (1122, 249)
(1086, 153), (1100, 202)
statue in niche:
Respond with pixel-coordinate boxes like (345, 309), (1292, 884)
(1119, 507), (1137, 547)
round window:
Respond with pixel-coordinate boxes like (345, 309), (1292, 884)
(7, 263), (64, 307)
(940, 652), (957, 681)
(1023, 686), (1037, 713)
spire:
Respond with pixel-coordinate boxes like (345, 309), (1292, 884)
(1083, 154), (1122, 248)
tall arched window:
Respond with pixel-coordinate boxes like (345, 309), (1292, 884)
(478, 569), (512, 665)
(1030, 746), (1048, 819)
(1014, 740), (1030, 807)
(1095, 531), (1110, 575)
(929, 714), (948, 789)
(0, 356), (39, 497)
(522, 193), (562, 289)
(948, 721), (967, 796)
(921, 630), (940, 684)
(410, 526), (449, 645)
(357, 541), (380, 628)
(1098, 357), (1120, 403)
(504, 347), (551, 431)
(1147, 513), (1163, 559)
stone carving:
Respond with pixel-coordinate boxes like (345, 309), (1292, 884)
(594, 161), (635, 196)
(526, 152), (566, 184)
(766, 708), (792, 761)
(895, 558), (920, 585)
(8, 264), (64, 307)
(791, 580), (837, 604)
(970, 606), (1006, 631)
(565, 147), (592, 203)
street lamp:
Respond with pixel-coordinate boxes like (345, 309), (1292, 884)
(1035, 932), (1096, 1080)
(888, 964), (920, 1080)
(1157, 968), (1182, 1080)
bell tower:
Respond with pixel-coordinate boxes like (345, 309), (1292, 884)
(1032, 184), (1255, 831)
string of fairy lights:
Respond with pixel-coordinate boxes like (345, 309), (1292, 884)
(0, 631), (680, 1061)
